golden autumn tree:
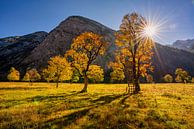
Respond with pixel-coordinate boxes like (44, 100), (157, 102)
(65, 32), (107, 93)
(109, 62), (125, 82)
(24, 68), (41, 85)
(42, 56), (73, 88)
(175, 68), (191, 83)
(163, 74), (173, 83)
(7, 67), (20, 81)
(110, 12), (154, 94)
(22, 72), (30, 82)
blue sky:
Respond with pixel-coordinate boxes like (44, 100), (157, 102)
(0, 0), (194, 44)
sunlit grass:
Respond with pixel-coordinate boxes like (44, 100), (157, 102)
(0, 82), (193, 129)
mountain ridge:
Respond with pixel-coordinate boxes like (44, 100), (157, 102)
(0, 16), (194, 82)
(172, 39), (194, 53)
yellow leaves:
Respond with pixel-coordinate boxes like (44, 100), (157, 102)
(43, 56), (73, 82)
(113, 13), (154, 82)
(71, 32), (106, 56)
(25, 69), (41, 82)
(67, 32), (107, 81)
(109, 62), (125, 81)
(87, 65), (104, 82)
(7, 67), (20, 81)
(22, 73), (30, 82)
(110, 68), (125, 81)
(175, 68), (191, 83)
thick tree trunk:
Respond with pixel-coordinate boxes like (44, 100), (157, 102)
(80, 75), (88, 93)
(134, 79), (140, 93)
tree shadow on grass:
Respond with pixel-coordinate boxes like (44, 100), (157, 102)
(0, 92), (81, 109)
(0, 87), (48, 90)
(119, 94), (130, 108)
(41, 108), (93, 129)
(40, 94), (124, 128)
(91, 94), (123, 105)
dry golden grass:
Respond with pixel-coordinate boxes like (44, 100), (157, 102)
(0, 82), (194, 129)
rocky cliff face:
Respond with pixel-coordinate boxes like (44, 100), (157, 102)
(0, 16), (194, 81)
(0, 31), (48, 79)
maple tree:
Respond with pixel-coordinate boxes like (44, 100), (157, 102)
(109, 62), (125, 82)
(175, 68), (191, 83)
(7, 67), (20, 81)
(23, 68), (41, 85)
(110, 12), (154, 94)
(42, 56), (72, 88)
(65, 32), (106, 92)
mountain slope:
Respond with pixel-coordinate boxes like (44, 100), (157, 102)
(22, 16), (116, 70)
(172, 39), (194, 53)
(0, 31), (48, 79)
(0, 16), (194, 81)
(152, 44), (194, 81)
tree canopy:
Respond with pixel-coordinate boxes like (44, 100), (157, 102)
(42, 56), (73, 87)
(175, 68), (191, 83)
(65, 32), (107, 92)
(7, 67), (20, 81)
(110, 12), (154, 94)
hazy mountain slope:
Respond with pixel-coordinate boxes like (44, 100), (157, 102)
(172, 39), (194, 53)
(152, 44), (194, 81)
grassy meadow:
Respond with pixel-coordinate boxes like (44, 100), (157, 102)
(0, 82), (194, 129)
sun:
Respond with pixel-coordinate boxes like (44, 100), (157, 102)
(141, 22), (159, 40)
(144, 24), (157, 38)
(138, 12), (168, 42)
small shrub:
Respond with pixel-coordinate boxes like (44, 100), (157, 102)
(7, 67), (20, 81)
(163, 74), (173, 83)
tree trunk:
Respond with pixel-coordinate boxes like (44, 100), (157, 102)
(56, 76), (59, 88)
(80, 75), (88, 93)
(132, 56), (137, 94)
(134, 79), (140, 93)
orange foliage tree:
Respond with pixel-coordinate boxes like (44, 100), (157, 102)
(110, 12), (154, 94)
(42, 56), (72, 88)
(65, 32), (107, 93)
(7, 67), (20, 81)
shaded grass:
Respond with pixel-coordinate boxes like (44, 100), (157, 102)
(0, 82), (194, 129)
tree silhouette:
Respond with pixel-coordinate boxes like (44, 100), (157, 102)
(110, 12), (154, 94)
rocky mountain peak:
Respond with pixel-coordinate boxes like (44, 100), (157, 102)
(22, 16), (116, 69)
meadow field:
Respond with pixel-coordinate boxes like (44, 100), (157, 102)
(0, 82), (193, 129)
